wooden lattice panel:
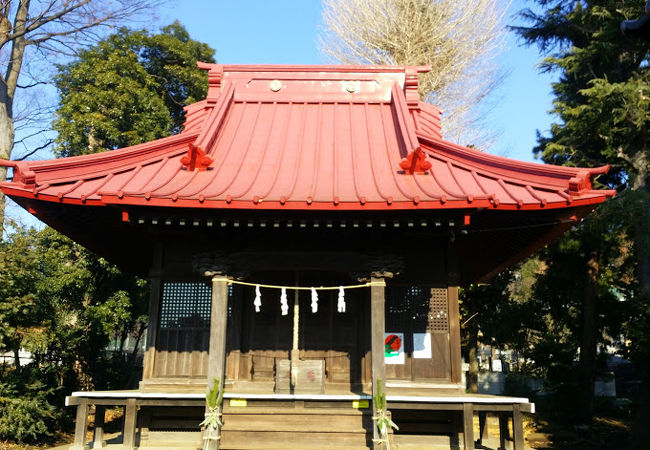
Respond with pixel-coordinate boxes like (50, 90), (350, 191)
(427, 288), (449, 332)
(159, 281), (212, 329)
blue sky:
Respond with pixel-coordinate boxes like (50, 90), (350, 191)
(158, 0), (557, 163)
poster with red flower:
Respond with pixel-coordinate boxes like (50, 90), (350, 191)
(384, 332), (404, 364)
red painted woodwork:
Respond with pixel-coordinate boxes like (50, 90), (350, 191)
(180, 143), (213, 171)
(400, 148), (432, 174)
(0, 64), (615, 212)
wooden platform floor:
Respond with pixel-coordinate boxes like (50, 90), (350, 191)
(139, 379), (467, 395)
(74, 383), (530, 405)
(65, 388), (533, 450)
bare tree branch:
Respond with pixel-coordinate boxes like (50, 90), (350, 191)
(16, 80), (49, 88)
(14, 138), (52, 160)
(0, 0), (166, 234)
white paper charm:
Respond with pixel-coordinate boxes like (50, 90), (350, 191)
(280, 287), (289, 316)
(311, 287), (318, 313)
(337, 286), (346, 313)
(254, 285), (262, 312)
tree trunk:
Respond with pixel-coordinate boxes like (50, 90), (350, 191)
(579, 251), (599, 422)
(12, 346), (21, 372)
(467, 323), (479, 394)
(0, 101), (15, 236)
(634, 179), (650, 301)
(125, 322), (146, 388)
(633, 364), (650, 449)
(0, 0), (29, 236)
(72, 358), (94, 391)
(632, 179), (650, 448)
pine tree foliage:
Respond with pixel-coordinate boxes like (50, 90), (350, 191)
(515, 1), (650, 442)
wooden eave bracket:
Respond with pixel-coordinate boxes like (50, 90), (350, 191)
(400, 147), (432, 174)
(181, 143), (213, 171)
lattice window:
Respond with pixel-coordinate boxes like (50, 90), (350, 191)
(428, 288), (449, 332)
(386, 286), (449, 333)
(386, 286), (430, 331)
(385, 286), (410, 332)
(409, 286), (431, 332)
(159, 281), (212, 329)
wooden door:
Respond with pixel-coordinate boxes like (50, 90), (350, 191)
(385, 287), (451, 382)
(242, 283), (292, 381)
(300, 287), (366, 384)
(232, 272), (369, 387)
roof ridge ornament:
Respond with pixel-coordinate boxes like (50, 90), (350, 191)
(404, 67), (421, 110)
(400, 148), (432, 174)
(197, 62), (224, 104)
(181, 143), (213, 171)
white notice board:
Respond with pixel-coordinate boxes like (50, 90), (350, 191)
(413, 332), (432, 359)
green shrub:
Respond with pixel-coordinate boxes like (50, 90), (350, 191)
(0, 396), (57, 444)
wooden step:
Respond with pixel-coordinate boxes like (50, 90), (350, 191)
(222, 411), (370, 433)
(221, 406), (373, 449)
(393, 434), (461, 450)
(222, 406), (369, 415)
(220, 430), (372, 449)
(138, 430), (203, 449)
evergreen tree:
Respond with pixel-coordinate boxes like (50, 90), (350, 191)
(0, 224), (150, 442)
(53, 21), (215, 157)
(0, 23), (215, 443)
(515, 1), (650, 443)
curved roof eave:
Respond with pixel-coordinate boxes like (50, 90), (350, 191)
(0, 65), (615, 213)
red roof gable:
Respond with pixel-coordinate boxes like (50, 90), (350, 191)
(1, 64), (615, 212)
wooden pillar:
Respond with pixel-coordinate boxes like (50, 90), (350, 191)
(512, 404), (525, 450)
(450, 411), (461, 450)
(448, 286), (462, 385)
(205, 275), (230, 450)
(463, 403), (475, 450)
(93, 405), (106, 449)
(122, 398), (138, 449)
(447, 233), (463, 386)
(70, 401), (89, 450)
(139, 409), (152, 445)
(142, 277), (161, 381)
(498, 412), (509, 449)
(478, 411), (488, 446)
(370, 276), (386, 450)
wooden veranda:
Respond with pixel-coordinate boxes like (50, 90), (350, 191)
(67, 390), (533, 449)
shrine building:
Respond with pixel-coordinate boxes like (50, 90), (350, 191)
(0, 64), (614, 450)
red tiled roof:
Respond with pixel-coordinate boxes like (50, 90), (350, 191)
(0, 64), (615, 212)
